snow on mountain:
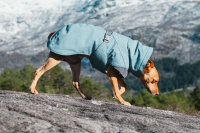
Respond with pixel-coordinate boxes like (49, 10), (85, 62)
(0, 0), (133, 55)
(0, 0), (200, 67)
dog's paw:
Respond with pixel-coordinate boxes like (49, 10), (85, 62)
(30, 89), (38, 95)
(84, 95), (92, 100)
(123, 102), (131, 106)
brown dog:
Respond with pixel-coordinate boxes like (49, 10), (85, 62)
(30, 28), (159, 106)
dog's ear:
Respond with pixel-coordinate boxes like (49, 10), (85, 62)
(48, 31), (57, 40)
(146, 60), (154, 68)
(145, 60), (154, 72)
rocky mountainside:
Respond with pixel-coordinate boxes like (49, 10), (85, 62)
(0, 90), (200, 133)
(0, 0), (200, 71)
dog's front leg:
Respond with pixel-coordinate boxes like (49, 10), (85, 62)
(70, 62), (92, 100)
(106, 66), (131, 106)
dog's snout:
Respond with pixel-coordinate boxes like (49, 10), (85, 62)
(146, 86), (159, 95)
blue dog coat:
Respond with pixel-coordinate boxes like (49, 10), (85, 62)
(47, 23), (153, 78)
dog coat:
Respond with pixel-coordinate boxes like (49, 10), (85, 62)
(47, 23), (153, 78)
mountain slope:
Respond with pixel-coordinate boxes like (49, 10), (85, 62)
(0, 90), (200, 132)
(0, 0), (200, 67)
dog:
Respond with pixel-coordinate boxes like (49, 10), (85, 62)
(29, 23), (159, 106)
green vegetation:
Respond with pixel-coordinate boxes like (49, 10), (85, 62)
(129, 85), (200, 114)
(0, 63), (200, 114)
(155, 58), (200, 92)
(0, 65), (112, 101)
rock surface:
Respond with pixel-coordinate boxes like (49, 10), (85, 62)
(0, 90), (200, 133)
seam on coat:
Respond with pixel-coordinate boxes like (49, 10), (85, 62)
(111, 34), (127, 69)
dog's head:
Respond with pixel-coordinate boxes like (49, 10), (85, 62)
(140, 60), (159, 95)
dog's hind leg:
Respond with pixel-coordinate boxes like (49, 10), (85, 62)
(118, 78), (127, 95)
(29, 52), (63, 94)
(70, 61), (92, 100)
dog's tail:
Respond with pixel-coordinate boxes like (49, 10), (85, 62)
(48, 31), (57, 40)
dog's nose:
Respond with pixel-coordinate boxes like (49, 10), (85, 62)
(155, 91), (159, 95)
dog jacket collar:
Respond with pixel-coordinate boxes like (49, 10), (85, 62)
(47, 23), (153, 78)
